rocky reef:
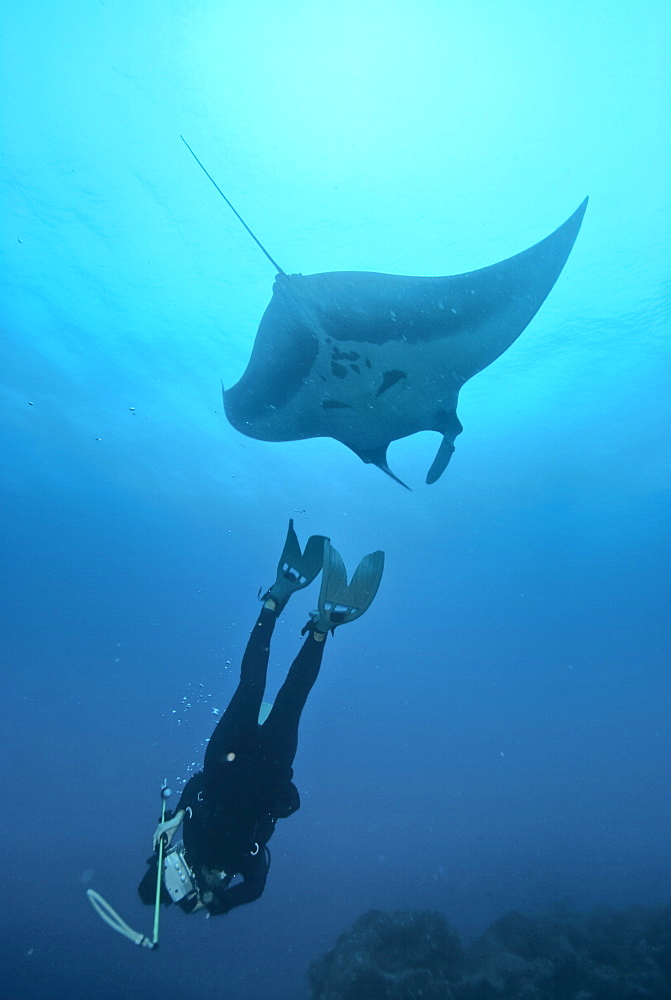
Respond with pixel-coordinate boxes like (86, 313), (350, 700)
(308, 904), (671, 999)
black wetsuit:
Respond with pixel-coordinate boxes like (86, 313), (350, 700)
(140, 606), (325, 916)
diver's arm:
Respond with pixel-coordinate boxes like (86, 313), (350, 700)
(152, 772), (203, 849)
(153, 809), (185, 851)
(175, 772), (203, 812)
(205, 852), (269, 916)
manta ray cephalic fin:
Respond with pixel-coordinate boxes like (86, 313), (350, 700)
(352, 445), (411, 490)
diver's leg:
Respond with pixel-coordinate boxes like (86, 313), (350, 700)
(204, 602), (276, 773)
(260, 628), (326, 768)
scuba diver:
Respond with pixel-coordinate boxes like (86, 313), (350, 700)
(138, 520), (384, 917)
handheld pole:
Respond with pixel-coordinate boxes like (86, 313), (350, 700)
(86, 780), (172, 949)
(151, 781), (172, 947)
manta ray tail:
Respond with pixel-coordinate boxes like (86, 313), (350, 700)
(181, 136), (287, 277)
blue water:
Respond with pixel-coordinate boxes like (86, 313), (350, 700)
(1, 2), (669, 998)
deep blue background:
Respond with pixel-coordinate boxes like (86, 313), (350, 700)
(1, 2), (669, 998)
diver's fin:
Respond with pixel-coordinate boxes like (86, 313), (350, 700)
(264, 519), (328, 612)
(258, 700), (273, 724)
(304, 541), (385, 635)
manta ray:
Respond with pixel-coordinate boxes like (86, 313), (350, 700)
(183, 139), (587, 487)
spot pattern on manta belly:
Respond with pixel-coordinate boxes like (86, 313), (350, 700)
(330, 346), (366, 379)
(376, 370), (407, 396)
